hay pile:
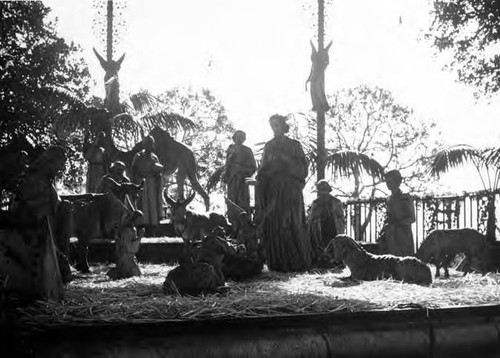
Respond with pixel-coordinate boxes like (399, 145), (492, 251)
(17, 263), (500, 326)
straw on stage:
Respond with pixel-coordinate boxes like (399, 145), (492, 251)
(16, 263), (500, 327)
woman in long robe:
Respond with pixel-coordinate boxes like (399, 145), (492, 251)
(131, 136), (163, 226)
(256, 114), (312, 272)
(223, 130), (257, 230)
(83, 131), (108, 193)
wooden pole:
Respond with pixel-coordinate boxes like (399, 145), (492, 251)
(316, 0), (326, 181)
(106, 0), (113, 62)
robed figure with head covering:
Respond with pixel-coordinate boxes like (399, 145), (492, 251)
(223, 130), (257, 230)
(256, 114), (312, 272)
(131, 136), (164, 226)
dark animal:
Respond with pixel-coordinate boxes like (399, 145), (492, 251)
(164, 192), (230, 243)
(333, 234), (432, 285)
(149, 126), (211, 211)
(163, 227), (229, 295)
(59, 192), (143, 273)
(222, 212), (264, 281)
(415, 228), (490, 278)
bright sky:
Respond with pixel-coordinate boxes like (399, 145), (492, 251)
(44, 0), (500, 150)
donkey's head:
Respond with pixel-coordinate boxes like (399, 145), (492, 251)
(163, 191), (196, 235)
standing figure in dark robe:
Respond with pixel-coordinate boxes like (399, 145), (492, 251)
(223, 130), (257, 232)
(83, 131), (108, 193)
(309, 179), (345, 254)
(131, 136), (164, 226)
(256, 114), (312, 272)
(5, 146), (69, 301)
(378, 169), (415, 256)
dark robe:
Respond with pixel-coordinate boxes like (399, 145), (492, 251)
(309, 194), (345, 251)
(131, 150), (163, 225)
(256, 135), (312, 272)
(379, 191), (415, 256)
(224, 143), (257, 224)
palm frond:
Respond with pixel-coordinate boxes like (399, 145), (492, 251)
(325, 150), (384, 179)
(484, 147), (500, 168)
(52, 111), (87, 140)
(141, 110), (196, 132)
(427, 145), (483, 178)
(206, 165), (226, 193)
(39, 85), (87, 112)
(111, 113), (145, 145)
(127, 92), (159, 113)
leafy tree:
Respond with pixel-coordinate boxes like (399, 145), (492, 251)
(427, 0), (500, 96)
(0, 1), (92, 190)
(293, 85), (442, 239)
(428, 144), (500, 241)
(296, 85), (441, 198)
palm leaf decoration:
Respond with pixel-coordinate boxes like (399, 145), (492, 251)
(485, 147), (500, 168)
(206, 165), (226, 193)
(45, 86), (197, 146)
(122, 91), (197, 134)
(39, 85), (87, 112)
(325, 150), (385, 180)
(110, 112), (145, 145)
(427, 145), (483, 178)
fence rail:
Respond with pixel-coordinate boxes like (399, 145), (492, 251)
(344, 189), (500, 252)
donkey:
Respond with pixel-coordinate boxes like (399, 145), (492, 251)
(164, 191), (230, 243)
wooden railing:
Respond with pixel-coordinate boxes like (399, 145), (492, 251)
(344, 189), (500, 252)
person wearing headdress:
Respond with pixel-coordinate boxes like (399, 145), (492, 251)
(223, 130), (257, 233)
(99, 160), (136, 204)
(378, 169), (415, 256)
(5, 146), (69, 300)
(255, 114), (312, 272)
(131, 136), (164, 226)
(308, 179), (345, 256)
(83, 131), (108, 193)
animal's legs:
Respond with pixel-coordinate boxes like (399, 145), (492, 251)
(74, 241), (90, 273)
(176, 171), (186, 202)
(461, 255), (472, 276)
(185, 171), (210, 211)
(177, 169), (210, 211)
(442, 255), (451, 278)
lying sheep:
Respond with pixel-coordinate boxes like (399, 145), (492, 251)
(333, 234), (432, 285)
(163, 227), (229, 295)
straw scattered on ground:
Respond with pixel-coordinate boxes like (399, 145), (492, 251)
(17, 263), (500, 326)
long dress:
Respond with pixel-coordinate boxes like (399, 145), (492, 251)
(256, 135), (312, 272)
(84, 143), (107, 193)
(309, 194), (345, 251)
(379, 190), (415, 256)
(225, 143), (256, 223)
(131, 150), (163, 226)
